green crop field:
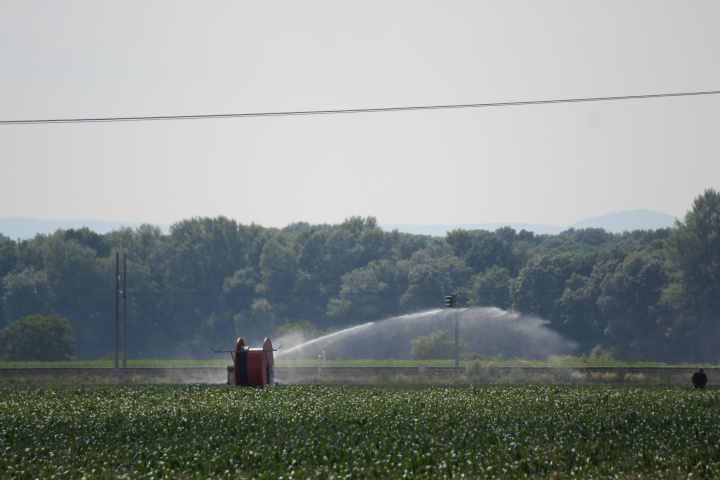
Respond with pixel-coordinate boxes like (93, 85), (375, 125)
(1, 385), (718, 479)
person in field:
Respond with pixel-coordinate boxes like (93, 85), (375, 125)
(692, 368), (708, 389)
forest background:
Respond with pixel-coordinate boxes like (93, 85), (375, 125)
(0, 189), (718, 364)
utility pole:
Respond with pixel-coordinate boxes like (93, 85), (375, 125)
(115, 253), (119, 376)
(122, 254), (127, 369)
(444, 293), (460, 375)
(115, 253), (128, 373)
(454, 307), (460, 373)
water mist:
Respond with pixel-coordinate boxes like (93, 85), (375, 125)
(275, 307), (577, 361)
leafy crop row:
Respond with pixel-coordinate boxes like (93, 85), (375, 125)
(1, 385), (719, 479)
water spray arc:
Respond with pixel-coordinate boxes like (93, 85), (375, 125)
(276, 308), (577, 362)
(277, 322), (375, 358)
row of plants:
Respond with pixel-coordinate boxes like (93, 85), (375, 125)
(1, 384), (719, 478)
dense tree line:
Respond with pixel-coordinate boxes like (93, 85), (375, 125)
(0, 314), (75, 362)
(1, 189), (718, 363)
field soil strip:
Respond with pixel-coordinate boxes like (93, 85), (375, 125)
(0, 366), (714, 384)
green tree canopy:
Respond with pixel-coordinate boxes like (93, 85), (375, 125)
(0, 196), (715, 363)
(275, 320), (324, 339)
(467, 265), (512, 310)
(662, 188), (720, 362)
(410, 330), (467, 360)
(0, 314), (75, 361)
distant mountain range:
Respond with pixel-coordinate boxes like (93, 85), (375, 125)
(381, 209), (678, 237)
(0, 209), (677, 240)
(0, 218), (171, 240)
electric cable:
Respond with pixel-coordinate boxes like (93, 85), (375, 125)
(1, 90), (718, 125)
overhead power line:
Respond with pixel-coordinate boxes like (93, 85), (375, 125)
(1, 90), (718, 125)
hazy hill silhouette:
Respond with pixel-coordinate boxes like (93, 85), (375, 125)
(381, 209), (676, 237)
(0, 209), (676, 240)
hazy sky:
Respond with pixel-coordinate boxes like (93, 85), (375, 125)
(1, 0), (718, 229)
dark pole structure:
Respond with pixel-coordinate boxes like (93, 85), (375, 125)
(444, 293), (460, 375)
(115, 252), (119, 375)
(454, 307), (460, 374)
(122, 254), (127, 369)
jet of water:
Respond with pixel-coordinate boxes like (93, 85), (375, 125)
(277, 322), (375, 358)
(276, 307), (577, 361)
